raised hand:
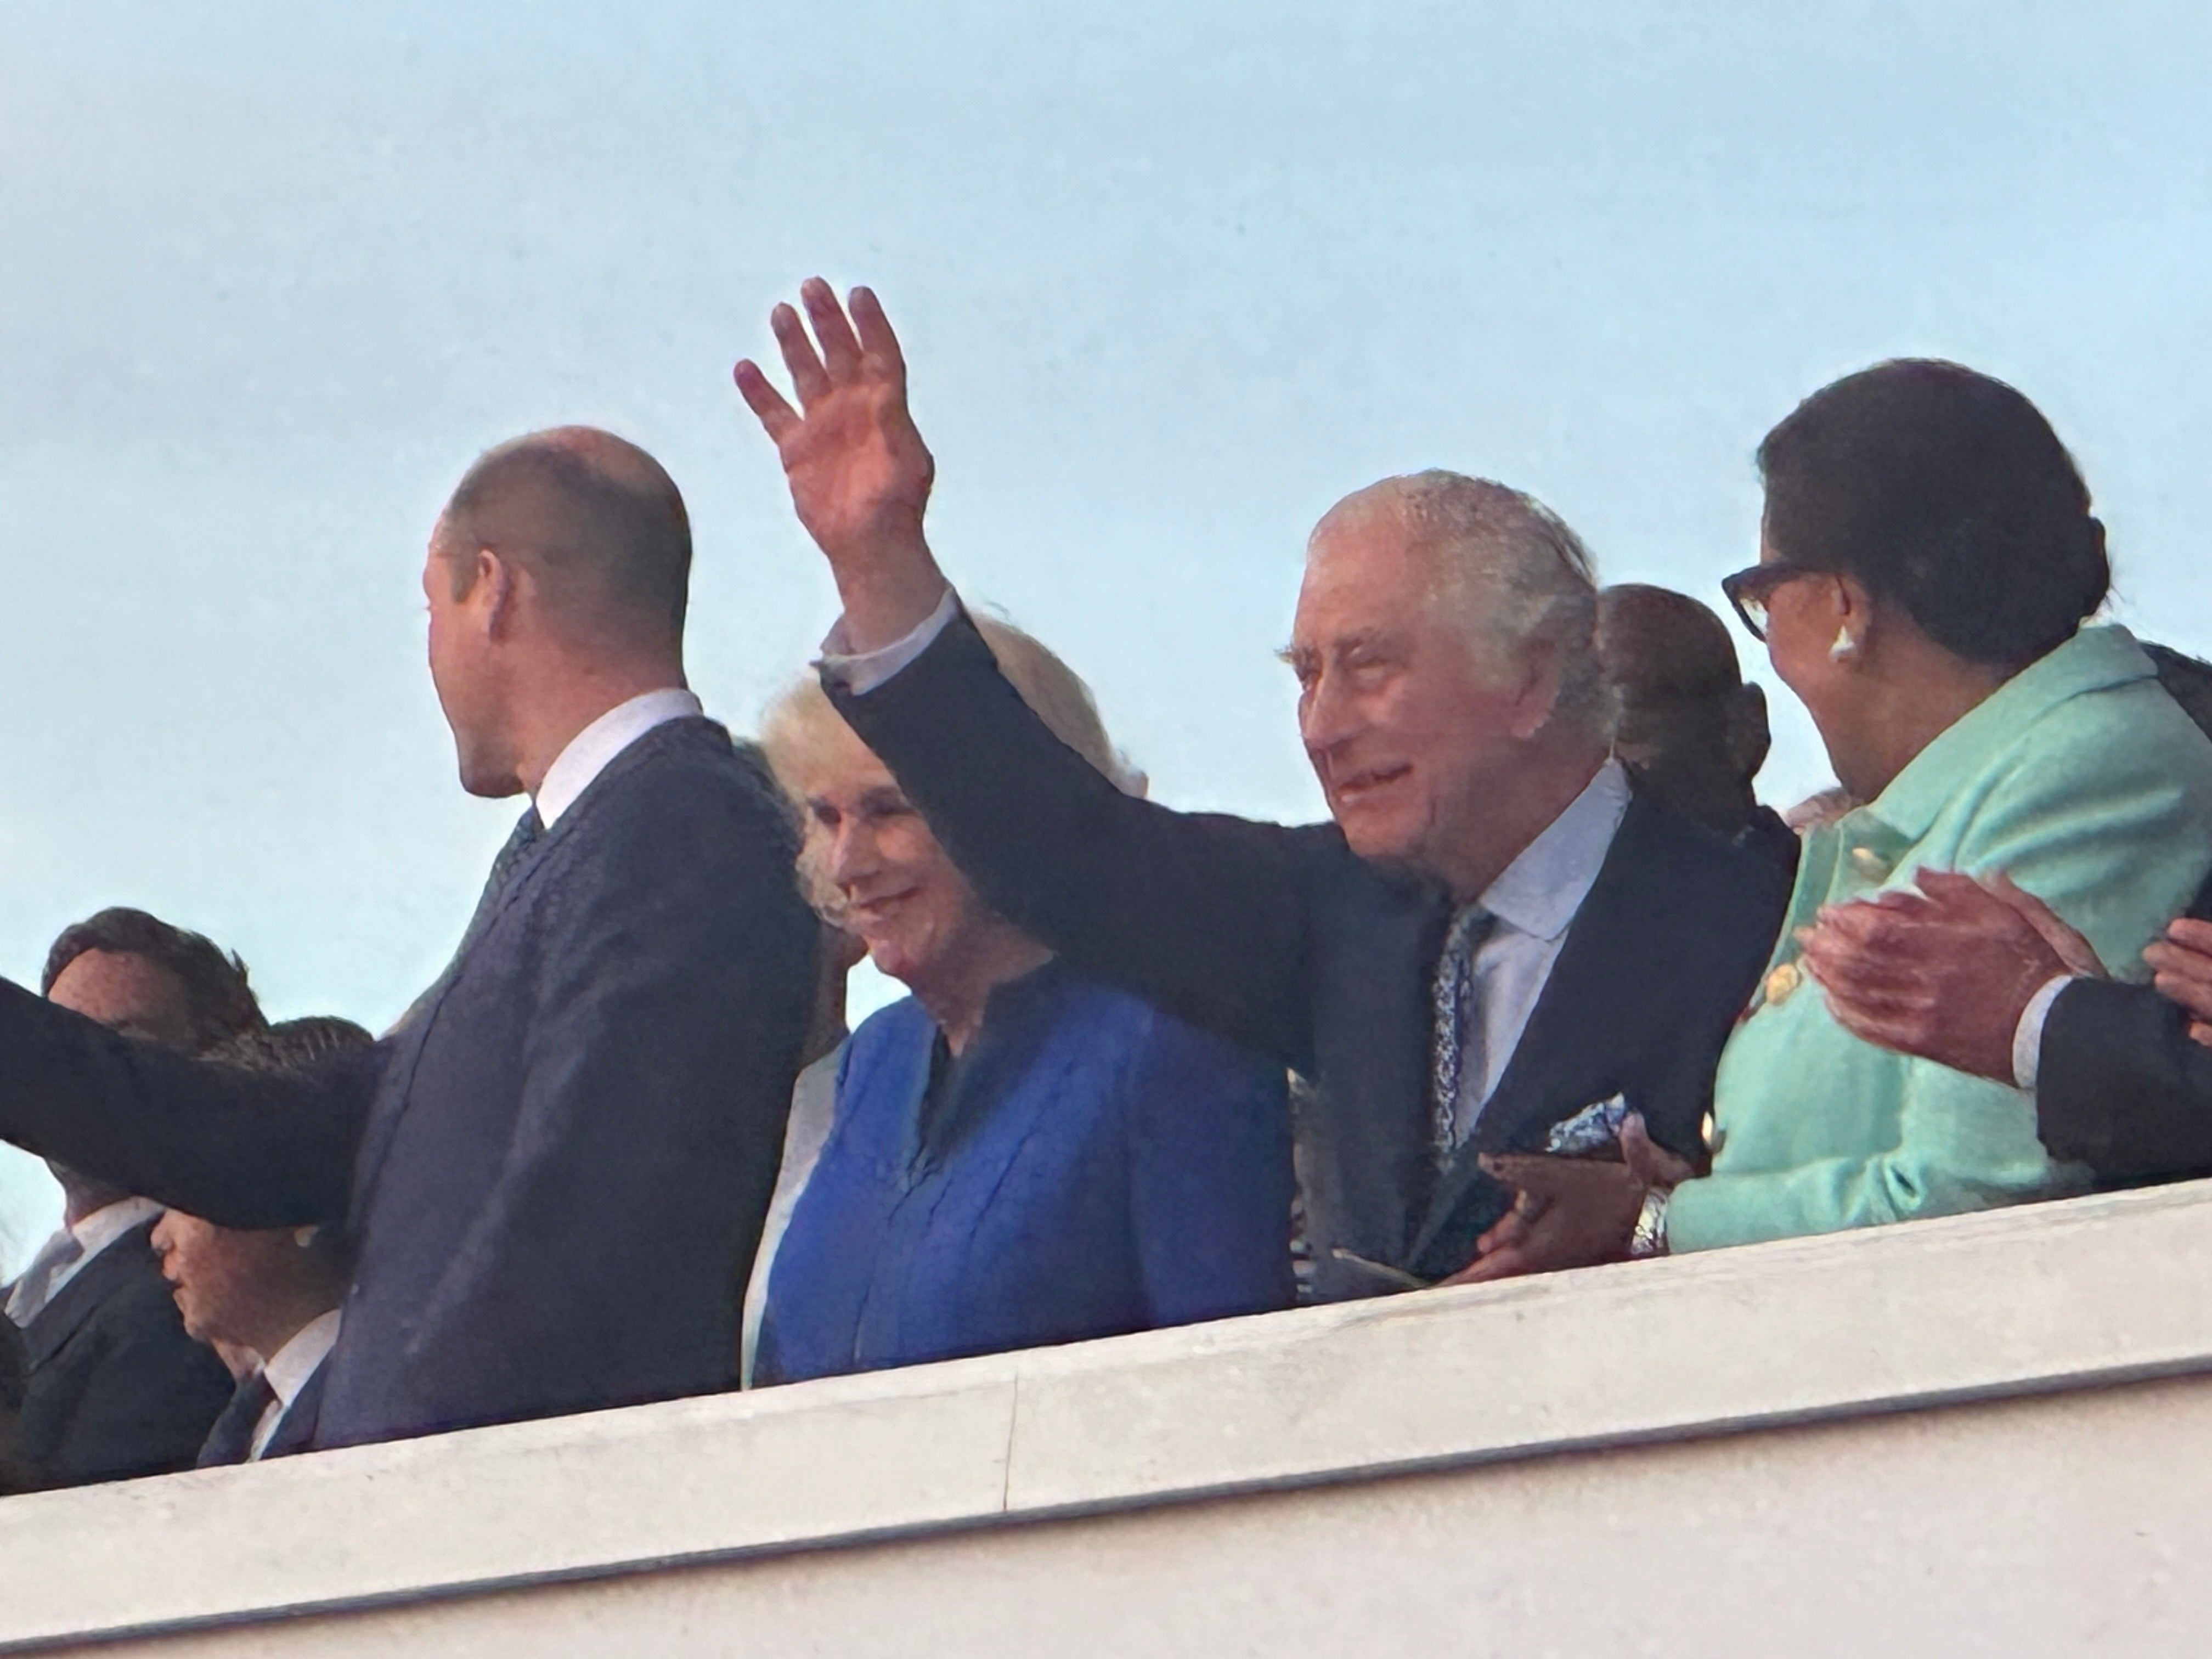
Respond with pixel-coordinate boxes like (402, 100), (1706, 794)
(735, 279), (949, 650)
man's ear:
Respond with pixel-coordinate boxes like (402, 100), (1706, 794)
(471, 548), (518, 638)
(1724, 681), (1772, 782)
(1506, 639), (1566, 741)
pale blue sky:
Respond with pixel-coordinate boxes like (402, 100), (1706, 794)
(4, 2), (2211, 1264)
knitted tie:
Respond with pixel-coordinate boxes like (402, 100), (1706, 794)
(387, 809), (543, 1035)
(196, 1370), (277, 1467)
(1430, 904), (1498, 1164)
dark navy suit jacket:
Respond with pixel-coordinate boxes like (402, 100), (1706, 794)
(0, 718), (817, 1447)
(757, 964), (1294, 1385)
(828, 610), (1793, 1295)
(13, 1219), (232, 1487)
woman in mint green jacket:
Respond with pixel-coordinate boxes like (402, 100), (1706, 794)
(1475, 359), (2212, 1271)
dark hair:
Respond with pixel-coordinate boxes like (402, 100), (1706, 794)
(42, 907), (265, 1055)
(1757, 359), (2109, 668)
(439, 427), (691, 644)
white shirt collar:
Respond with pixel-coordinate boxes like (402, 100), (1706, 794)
(260, 1308), (342, 1411)
(533, 687), (703, 828)
(1477, 758), (1633, 942)
(67, 1195), (165, 1262)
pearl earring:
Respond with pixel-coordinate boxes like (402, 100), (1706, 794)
(1829, 627), (1858, 662)
(294, 1226), (318, 1250)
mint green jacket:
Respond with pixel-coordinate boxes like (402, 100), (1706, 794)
(1668, 625), (2212, 1254)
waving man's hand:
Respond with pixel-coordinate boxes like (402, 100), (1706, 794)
(735, 279), (948, 650)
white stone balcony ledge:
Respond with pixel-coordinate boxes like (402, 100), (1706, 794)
(5, 1177), (2211, 1655)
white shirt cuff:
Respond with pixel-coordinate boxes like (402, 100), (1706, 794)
(2011, 973), (2080, 1093)
(817, 588), (960, 696)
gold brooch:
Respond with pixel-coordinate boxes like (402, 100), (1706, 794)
(1764, 962), (1802, 1007)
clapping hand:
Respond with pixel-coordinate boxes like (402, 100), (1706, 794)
(2144, 917), (2212, 1048)
(1797, 870), (2105, 1081)
(735, 279), (948, 650)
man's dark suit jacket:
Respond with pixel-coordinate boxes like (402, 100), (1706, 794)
(0, 718), (817, 1447)
(13, 1220), (232, 1487)
(2038, 872), (2212, 1184)
(827, 610), (1794, 1295)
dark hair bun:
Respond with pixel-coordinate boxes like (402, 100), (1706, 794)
(1757, 360), (2109, 667)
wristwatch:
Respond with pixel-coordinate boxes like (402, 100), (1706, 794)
(1629, 1187), (1671, 1259)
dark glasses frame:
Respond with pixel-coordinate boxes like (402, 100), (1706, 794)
(1720, 562), (1823, 642)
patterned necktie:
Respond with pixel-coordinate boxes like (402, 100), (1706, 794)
(197, 1370), (277, 1467)
(1430, 904), (1497, 1165)
(387, 809), (544, 1036)
(4, 1229), (85, 1327)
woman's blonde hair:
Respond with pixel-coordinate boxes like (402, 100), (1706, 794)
(758, 615), (1142, 921)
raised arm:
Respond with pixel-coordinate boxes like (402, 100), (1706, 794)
(0, 981), (369, 1227)
(736, 283), (1336, 1066)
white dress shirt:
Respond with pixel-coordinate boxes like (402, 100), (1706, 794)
(2011, 973), (2083, 1093)
(3, 1195), (164, 1326)
(1450, 758), (1635, 1139)
(248, 1308), (342, 1460)
(534, 687), (706, 828)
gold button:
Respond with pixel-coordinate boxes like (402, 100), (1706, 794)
(1764, 962), (1802, 1006)
(1849, 845), (1891, 879)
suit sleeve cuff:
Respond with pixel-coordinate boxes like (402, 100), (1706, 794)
(817, 588), (960, 696)
(2012, 973), (2081, 1093)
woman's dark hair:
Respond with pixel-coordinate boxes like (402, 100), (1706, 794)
(1757, 359), (2109, 667)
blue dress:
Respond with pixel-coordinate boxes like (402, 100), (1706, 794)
(755, 961), (1295, 1385)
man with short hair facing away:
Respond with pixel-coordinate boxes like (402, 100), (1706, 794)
(1597, 583), (1796, 871)
(0, 429), (818, 1448)
(735, 283), (1793, 1294)
(155, 1018), (374, 1466)
(5, 910), (247, 1487)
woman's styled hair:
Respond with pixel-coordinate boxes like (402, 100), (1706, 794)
(1757, 359), (2110, 668)
(758, 616), (1142, 924)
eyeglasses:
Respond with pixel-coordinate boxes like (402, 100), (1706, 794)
(1720, 562), (1823, 642)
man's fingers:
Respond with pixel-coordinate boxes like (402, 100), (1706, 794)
(2152, 967), (2212, 1025)
(1984, 871), (2105, 977)
(770, 301), (833, 405)
(2190, 1020), (2212, 1050)
(800, 276), (865, 380)
(2166, 917), (2212, 953)
(1445, 1248), (1532, 1286)
(732, 359), (802, 444)
(849, 285), (907, 382)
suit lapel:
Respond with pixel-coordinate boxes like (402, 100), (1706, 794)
(1409, 797), (1667, 1266)
(20, 1222), (156, 1370)
(349, 717), (720, 1221)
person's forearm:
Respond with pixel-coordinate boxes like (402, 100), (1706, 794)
(828, 533), (951, 656)
(2039, 978), (2212, 1180)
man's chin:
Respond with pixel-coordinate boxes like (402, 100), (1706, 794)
(1334, 810), (1423, 870)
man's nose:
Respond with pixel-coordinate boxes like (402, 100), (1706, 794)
(1301, 671), (1361, 756)
(826, 820), (875, 885)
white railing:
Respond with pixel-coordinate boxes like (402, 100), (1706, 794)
(7, 1178), (2212, 1655)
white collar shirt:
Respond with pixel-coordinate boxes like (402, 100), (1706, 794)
(4, 1203), (166, 1336)
(533, 687), (704, 829)
(249, 1307), (343, 1460)
(1452, 758), (1634, 1138)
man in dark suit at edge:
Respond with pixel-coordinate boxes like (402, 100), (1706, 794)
(5, 911), (249, 1486)
(0, 428), (817, 1447)
(733, 282), (1792, 1297)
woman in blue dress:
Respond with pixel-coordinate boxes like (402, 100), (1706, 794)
(752, 619), (1295, 1386)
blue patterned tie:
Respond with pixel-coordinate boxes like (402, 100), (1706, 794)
(1430, 904), (1497, 1164)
